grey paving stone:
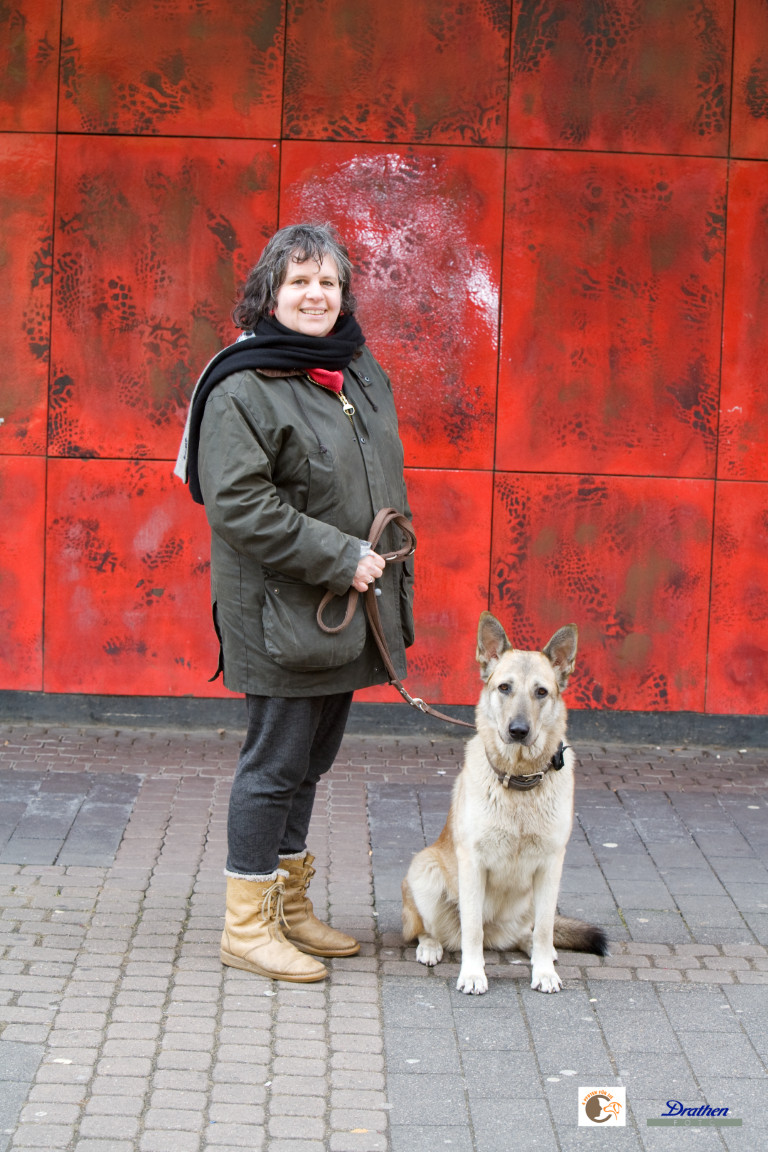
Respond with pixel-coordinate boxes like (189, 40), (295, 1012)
(621, 910), (693, 943)
(469, 1098), (560, 1151)
(613, 1051), (699, 1099)
(389, 1125), (474, 1152)
(384, 1027), (462, 1075)
(694, 1076), (768, 1127)
(675, 1029), (765, 1079)
(0, 838), (63, 865)
(0, 1041), (45, 1081)
(386, 1072), (469, 1127)
(0, 1080), (31, 1152)
(461, 1049), (541, 1096)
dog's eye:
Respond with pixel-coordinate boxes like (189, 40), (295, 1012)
(498, 682), (511, 694)
(535, 686), (549, 698)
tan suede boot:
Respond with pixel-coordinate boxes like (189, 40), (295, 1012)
(279, 852), (360, 957)
(221, 874), (327, 981)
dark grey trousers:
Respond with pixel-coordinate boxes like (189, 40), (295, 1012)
(226, 692), (353, 876)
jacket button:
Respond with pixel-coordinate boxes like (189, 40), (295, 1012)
(359, 437), (366, 444)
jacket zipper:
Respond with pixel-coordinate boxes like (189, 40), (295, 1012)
(337, 391), (356, 423)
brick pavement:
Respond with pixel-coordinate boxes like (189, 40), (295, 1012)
(0, 723), (766, 1151)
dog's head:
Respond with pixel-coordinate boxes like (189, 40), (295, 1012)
(476, 611), (578, 749)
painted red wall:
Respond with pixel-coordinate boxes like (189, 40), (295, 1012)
(1, 0), (766, 715)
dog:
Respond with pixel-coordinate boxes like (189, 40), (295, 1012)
(402, 611), (608, 994)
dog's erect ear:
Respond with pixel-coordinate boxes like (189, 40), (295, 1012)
(476, 611), (511, 681)
(542, 625), (578, 690)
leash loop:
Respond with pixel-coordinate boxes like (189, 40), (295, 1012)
(316, 509), (474, 730)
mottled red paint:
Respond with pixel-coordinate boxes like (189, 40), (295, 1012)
(280, 142), (503, 469)
(44, 459), (229, 696)
(0, 0), (61, 131)
(731, 0), (768, 159)
(707, 483), (768, 714)
(719, 162), (768, 480)
(498, 151), (725, 479)
(0, 133), (54, 456)
(509, 0), (733, 155)
(0, 4), (763, 717)
(0, 456), (45, 690)
(490, 474), (714, 712)
(356, 468), (493, 705)
(284, 0), (510, 145)
(50, 135), (279, 459)
(58, 0), (285, 137)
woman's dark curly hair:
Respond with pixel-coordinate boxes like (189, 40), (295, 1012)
(232, 222), (357, 329)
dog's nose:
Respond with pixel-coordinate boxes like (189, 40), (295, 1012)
(508, 722), (530, 742)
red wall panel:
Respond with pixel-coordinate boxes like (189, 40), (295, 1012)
(356, 468), (493, 705)
(0, 3), (763, 716)
(731, 0), (768, 159)
(707, 482), (768, 714)
(490, 474), (714, 712)
(49, 136), (279, 460)
(498, 151), (725, 479)
(280, 142), (503, 470)
(0, 133), (55, 456)
(284, 0), (510, 145)
(0, 0), (61, 132)
(0, 456), (45, 690)
(719, 161), (768, 480)
(44, 459), (229, 696)
(58, 0), (285, 137)
(509, 0), (733, 155)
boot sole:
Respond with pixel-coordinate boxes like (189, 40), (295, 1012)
(288, 937), (361, 958)
(220, 949), (327, 982)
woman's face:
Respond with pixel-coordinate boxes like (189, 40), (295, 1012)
(274, 253), (342, 338)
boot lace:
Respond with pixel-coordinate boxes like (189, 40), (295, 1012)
(299, 860), (316, 896)
(259, 878), (288, 929)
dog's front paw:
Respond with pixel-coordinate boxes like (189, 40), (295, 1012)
(415, 938), (443, 967)
(457, 968), (488, 995)
(531, 967), (562, 994)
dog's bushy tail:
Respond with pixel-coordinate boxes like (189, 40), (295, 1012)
(554, 916), (608, 956)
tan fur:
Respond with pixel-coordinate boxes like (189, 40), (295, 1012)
(402, 612), (607, 995)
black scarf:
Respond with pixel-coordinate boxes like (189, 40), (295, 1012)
(181, 313), (365, 504)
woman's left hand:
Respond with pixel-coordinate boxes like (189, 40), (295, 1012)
(352, 550), (386, 593)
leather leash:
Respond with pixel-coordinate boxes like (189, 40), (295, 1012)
(317, 508), (475, 730)
(317, 512), (568, 782)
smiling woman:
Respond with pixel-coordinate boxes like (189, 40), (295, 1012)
(175, 221), (414, 985)
(274, 255), (342, 337)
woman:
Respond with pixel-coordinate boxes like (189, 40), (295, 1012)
(175, 223), (414, 982)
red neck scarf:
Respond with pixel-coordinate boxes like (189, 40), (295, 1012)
(307, 368), (344, 393)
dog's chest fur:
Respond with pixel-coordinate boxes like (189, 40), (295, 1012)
(453, 736), (575, 869)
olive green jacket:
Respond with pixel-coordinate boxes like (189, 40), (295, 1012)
(197, 346), (414, 696)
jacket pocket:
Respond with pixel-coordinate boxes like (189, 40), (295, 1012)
(399, 559), (415, 648)
(262, 577), (367, 671)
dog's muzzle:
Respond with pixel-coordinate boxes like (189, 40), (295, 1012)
(507, 721), (532, 745)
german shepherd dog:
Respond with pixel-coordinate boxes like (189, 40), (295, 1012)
(402, 612), (608, 994)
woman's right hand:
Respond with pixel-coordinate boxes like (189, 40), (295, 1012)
(352, 550), (386, 593)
